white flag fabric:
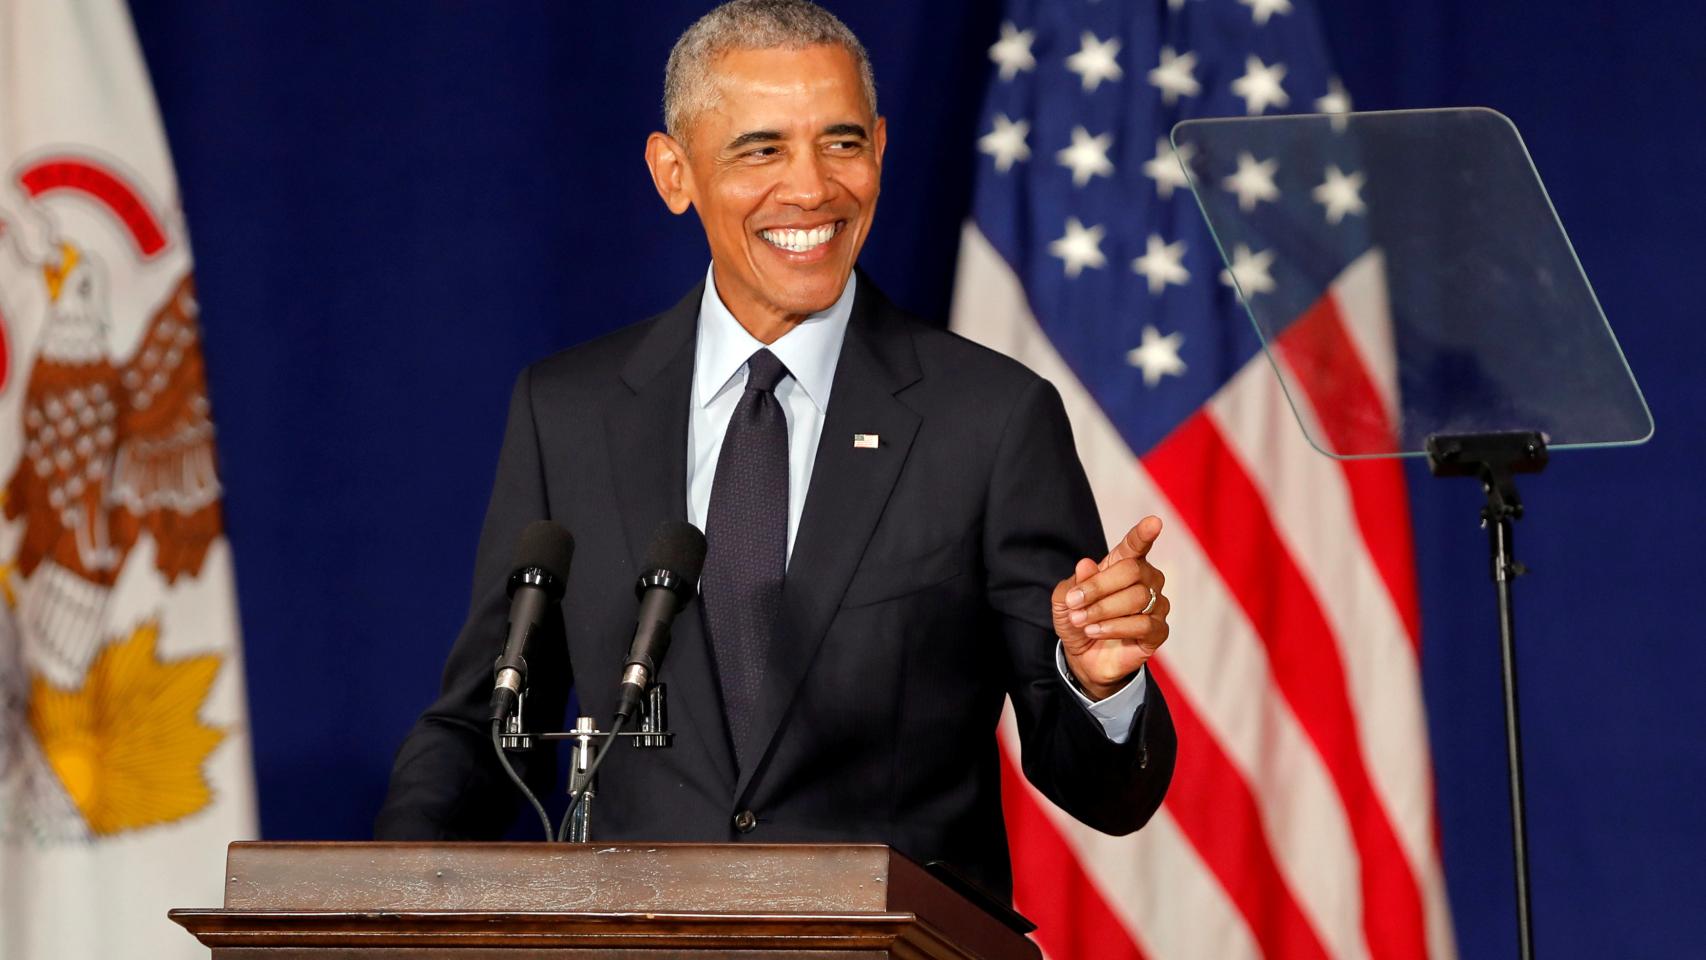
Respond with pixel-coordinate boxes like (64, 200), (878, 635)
(0, 1), (257, 956)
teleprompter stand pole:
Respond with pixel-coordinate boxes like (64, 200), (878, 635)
(1427, 430), (1547, 960)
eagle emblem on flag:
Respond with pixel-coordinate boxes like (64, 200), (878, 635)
(0, 153), (227, 843)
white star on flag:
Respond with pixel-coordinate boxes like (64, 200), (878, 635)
(979, 114), (1031, 173)
(1131, 234), (1190, 294)
(1049, 217), (1107, 277)
(1148, 46), (1200, 105)
(1316, 76), (1353, 130)
(1238, 0), (1294, 26)
(1056, 126), (1115, 187)
(1231, 55), (1289, 115)
(989, 22), (1037, 81)
(1312, 165), (1367, 224)
(1126, 324), (1187, 386)
(1219, 243), (1277, 298)
(1143, 137), (1195, 199)
(1066, 31), (1123, 92)
(1222, 151), (1280, 211)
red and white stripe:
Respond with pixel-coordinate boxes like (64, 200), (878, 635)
(952, 225), (1456, 960)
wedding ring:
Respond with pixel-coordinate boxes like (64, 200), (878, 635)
(1140, 585), (1158, 616)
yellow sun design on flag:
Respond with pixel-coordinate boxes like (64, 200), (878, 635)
(26, 621), (225, 835)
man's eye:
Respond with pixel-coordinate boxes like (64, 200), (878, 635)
(745, 146), (780, 159)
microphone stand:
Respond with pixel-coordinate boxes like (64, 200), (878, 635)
(496, 684), (675, 843)
(563, 717), (603, 843)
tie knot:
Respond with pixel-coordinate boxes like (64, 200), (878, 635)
(744, 348), (788, 394)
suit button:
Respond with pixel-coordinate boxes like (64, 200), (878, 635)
(733, 810), (757, 833)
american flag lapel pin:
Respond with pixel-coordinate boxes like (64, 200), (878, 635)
(853, 433), (879, 449)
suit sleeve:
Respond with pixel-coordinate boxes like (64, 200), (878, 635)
(374, 365), (573, 839)
(984, 375), (1176, 835)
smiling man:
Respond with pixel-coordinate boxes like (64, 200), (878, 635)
(645, 39), (881, 343)
(377, 0), (1177, 901)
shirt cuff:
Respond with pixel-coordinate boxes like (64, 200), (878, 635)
(1054, 642), (1147, 744)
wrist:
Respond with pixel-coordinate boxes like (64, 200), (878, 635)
(1065, 658), (1133, 702)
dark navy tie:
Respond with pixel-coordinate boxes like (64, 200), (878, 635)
(701, 348), (789, 774)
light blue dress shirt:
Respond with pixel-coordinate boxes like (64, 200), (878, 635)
(686, 265), (1146, 742)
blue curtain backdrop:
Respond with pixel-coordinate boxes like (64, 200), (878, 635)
(124, 2), (1703, 957)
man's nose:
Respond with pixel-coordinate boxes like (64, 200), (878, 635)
(774, 149), (830, 208)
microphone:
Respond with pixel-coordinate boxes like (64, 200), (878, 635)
(489, 520), (575, 722)
(614, 521), (706, 723)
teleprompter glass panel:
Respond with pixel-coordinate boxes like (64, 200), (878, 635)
(1171, 108), (1651, 458)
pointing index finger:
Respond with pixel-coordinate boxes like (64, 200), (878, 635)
(1100, 515), (1163, 569)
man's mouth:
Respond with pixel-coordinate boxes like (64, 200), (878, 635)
(757, 220), (844, 254)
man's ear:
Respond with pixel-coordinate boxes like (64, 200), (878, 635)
(872, 115), (888, 169)
(645, 132), (694, 215)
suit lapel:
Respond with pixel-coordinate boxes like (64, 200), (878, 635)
(605, 284), (736, 788)
(733, 279), (923, 802)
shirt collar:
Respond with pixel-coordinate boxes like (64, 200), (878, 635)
(693, 263), (855, 413)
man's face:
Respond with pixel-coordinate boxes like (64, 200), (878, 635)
(656, 44), (885, 334)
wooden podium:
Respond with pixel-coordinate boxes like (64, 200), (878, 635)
(169, 841), (1042, 959)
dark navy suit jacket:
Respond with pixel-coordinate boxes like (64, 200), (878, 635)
(375, 274), (1176, 899)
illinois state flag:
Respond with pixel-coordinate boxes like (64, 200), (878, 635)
(954, 1), (1455, 958)
(0, 1), (257, 956)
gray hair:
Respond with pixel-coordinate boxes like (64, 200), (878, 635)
(663, 0), (878, 141)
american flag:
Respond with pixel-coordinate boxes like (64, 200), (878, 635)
(947, 1), (1457, 958)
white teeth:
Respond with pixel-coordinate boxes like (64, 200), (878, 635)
(760, 222), (840, 253)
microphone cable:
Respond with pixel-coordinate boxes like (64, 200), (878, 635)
(490, 719), (553, 842)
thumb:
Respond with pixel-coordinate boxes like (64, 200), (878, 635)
(1074, 556), (1098, 584)
(1053, 557), (1099, 611)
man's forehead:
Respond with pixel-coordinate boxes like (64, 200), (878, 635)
(702, 46), (871, 119)
(710, 43), (860, 77)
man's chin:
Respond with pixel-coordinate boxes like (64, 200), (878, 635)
(769, 290), (846, 319)
(758, 273), (854, 318)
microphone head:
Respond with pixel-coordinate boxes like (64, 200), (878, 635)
(644, 521), (707, 587)
(510, 520), (575, 598)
